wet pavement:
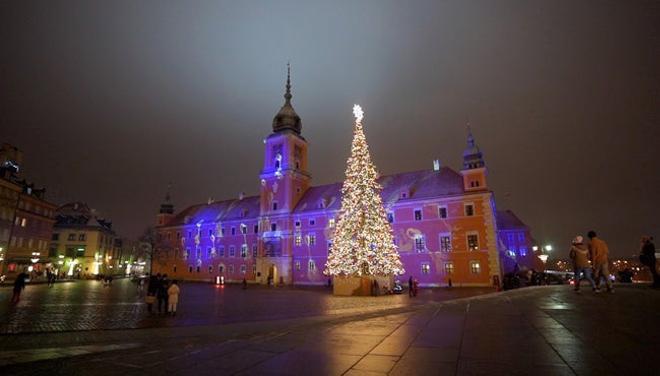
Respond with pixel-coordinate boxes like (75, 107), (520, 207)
(1, 284), (659, 375)
(0, 279), (491, 334)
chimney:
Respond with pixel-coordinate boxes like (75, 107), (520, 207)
(239, 192), (245, 200)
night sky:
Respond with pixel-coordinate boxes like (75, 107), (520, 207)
(1, 1), (658, 258)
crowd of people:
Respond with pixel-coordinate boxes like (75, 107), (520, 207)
(143, 273), (180, 316)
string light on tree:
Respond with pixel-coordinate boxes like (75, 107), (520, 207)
(324, 105), (404, 277)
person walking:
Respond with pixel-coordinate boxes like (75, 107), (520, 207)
(413, 278), (419, 297)
(11, 269), (28, 304)
(167, 280), (180, 316)
(157, 274), (169, 314)
(640, 236), (659, 288)
(408, 276), (414, 297)
(146, 274), (159, 313)
(569, 236), (597, 292)
(588, 230), (613, 293)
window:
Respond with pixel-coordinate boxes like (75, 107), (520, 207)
(173, 265), (177, 273)
(309, 219), (315, 226)
(439, 207), (448, 219)
(439, 234), (452, 252)
(470, 261), (481, 274)
(229, 246), (235, 257)
(209, 229), (213, 237)
(519, 247), (528, 257)
(415, 235), (425, 253)
(185, 248), (191, 259)
(507, 233), (514, 243)
(308, 260), (316, 272)
(218, 264), (224, 273)
(228, 265), (234, 273)
(252, 244), (258, 257)
(387, 212), (394, 223)
(272, 202), (278, 211)
(241, 225), (247, 235)
(177, 232), (181, 240)
(295, 260), (301, 271)
(195, 247), (201, 259)
(328, 218), (335, 228)
(295, 220), (301, 228)
(421, 263), (430, 274)
(52, 233), (59, 241)
(218, 246), (225, 257)
(68, 233), (76, 241)
(444, 262), (454, 275)
(231, 227), (236, 236)
(20, 218), (27, 227)
(271, 223), (277, 232)
(240, 264), (247, 274)
(414, 209), (422, 221)
(221, 228), (226, 236)
(518, 233), (525, 242)
(295, 235), (302, 246)
(241, 244), (248, 258)
(465, 204), (474, 217)
(188, 266), (193, 273)
(254, 224), (259, 234)
(467, 234), (479, 251)
(307, 234), (316, 246)
(196, 266), (201, 273)
(208, 265), (213, 273)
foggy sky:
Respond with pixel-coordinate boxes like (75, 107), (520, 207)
(1, 1), (658, 258)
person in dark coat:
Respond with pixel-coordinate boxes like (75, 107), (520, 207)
(157, 274), (169, 314)
(146, 274), (159, 313)
(641, 236), (658, 288)
(408, 276), (414, 297)
(11, 269), (28, 304)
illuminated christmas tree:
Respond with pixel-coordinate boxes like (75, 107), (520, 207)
(324, 105), (404, 277)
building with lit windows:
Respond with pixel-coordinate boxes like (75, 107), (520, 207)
(49, 202), (117, 278)
(153, 72), (537, 287)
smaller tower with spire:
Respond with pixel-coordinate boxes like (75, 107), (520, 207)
(460, 125), (488, 191)
(156, 184), (175, 226)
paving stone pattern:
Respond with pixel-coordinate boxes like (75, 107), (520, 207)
(1, 284), (659, 375)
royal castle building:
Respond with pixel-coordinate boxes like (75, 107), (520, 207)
(153, 72), (538, 287)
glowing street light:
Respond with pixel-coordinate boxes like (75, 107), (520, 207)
(544, 245), (553, 252)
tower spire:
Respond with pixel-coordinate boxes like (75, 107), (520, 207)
(272, 63), (302, 134)
(462, 124), (485, 170)
(159, 182), (174, 214)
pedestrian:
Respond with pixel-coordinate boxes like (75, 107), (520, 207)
(157, 274), (169, 314)
(413, 278), (419, 297)
(146, 274), (159, 313)
(242, 277), (248, 290)
(167, 280), (180, 316)
(569, 236), (597, 292)
(374, 279), (379, 296)
(11, 269), (28, 304)
(640, 236), (659, 288)
(408, 276), (414, 297)
(588, 230), (614, 293)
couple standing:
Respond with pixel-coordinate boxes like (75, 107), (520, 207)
(569, 230), (613, 293)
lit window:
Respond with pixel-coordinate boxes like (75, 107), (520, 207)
(519, 247), (528, 257)
(229, 246), (235, 257)
(308, 260), (316, 272)
(440, 235), (452, 252)
(444, 262), (454, 274)
(241, 244), (248, 258)
(415, 235), (425, 253)
(467, 234), (479, 251)
(68, 233), (76, 241)
(465, 204), (474, 217)
(328, 218), (335, 228)
(252, 244), (258, 257)
(241, 225), (247, 235)
(421, 263), (430, 274)
(295, 235), (302, 246)
(295, 260), (301, 271)
(414, 209), (422, 221)
(20, 218), (27, 227)
(307, 234), (316, 246)
(470, 261), (481, 274)
(439, 207), (448, 219)
(387, 212), (394, 223)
